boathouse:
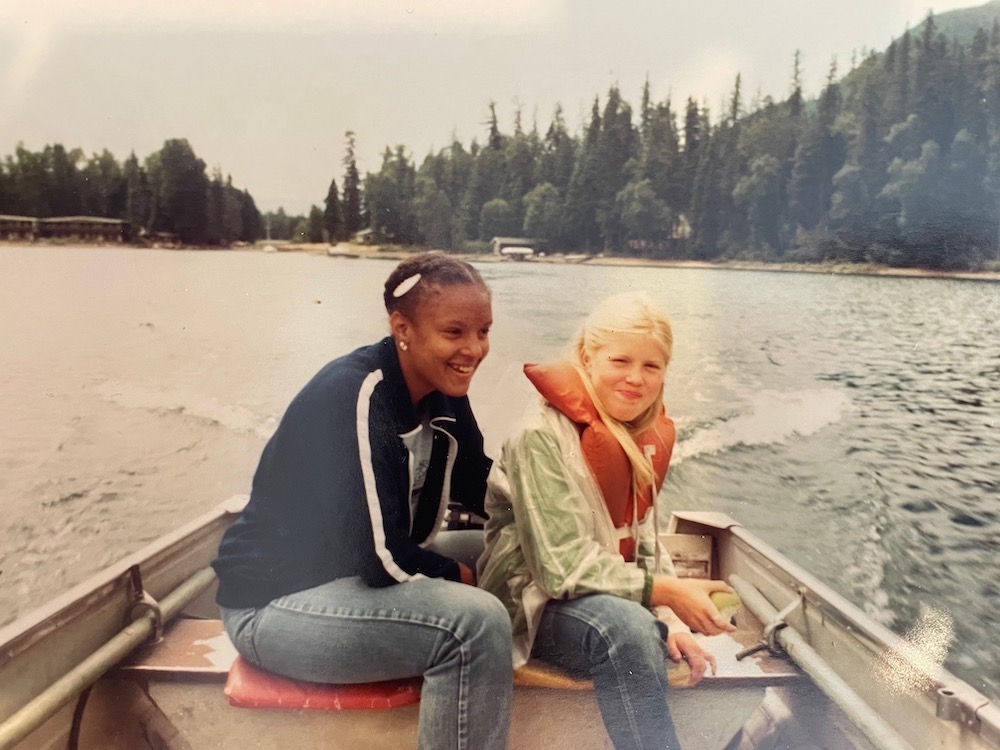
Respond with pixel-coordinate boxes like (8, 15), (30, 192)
(490, 236), (544, 259)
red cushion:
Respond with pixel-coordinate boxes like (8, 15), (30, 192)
(224, 656), (422, 710)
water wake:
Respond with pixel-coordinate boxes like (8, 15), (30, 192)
(673, 388), (852, 463)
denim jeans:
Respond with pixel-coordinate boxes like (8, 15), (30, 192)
(532, 594), (680, 750)
(220, 531), (512, 750)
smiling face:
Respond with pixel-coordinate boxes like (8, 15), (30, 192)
(391, 283), (493, 405)
(583, 332), (667, 423)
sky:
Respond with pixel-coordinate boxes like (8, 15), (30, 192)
(0, 0), (988, 215)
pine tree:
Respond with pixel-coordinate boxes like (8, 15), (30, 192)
(680, 98), (704, 216)
(595, 85), (638, 250)
(539, 105), (577, 196)
(564, 98), (603, 250)
(342, 131), (363, 236)
(324, 176), (342, 242)
(788, 60), (845, 231)
(124, 152), (151, 241)
(307, 205), (325, 243)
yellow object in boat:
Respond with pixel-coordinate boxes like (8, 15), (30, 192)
(710, 590), (742, 623)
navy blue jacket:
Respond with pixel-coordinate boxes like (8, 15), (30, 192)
(212, 337), (492, 608)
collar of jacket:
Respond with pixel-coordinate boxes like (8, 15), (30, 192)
(375, 336), (460, 435)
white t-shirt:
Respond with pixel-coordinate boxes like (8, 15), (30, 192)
(402, 415), (434, 523)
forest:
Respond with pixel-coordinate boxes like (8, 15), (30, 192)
(2, 10), (1000, 270)
(354, 11), (1000, 270)
(0, 138), (263, 246)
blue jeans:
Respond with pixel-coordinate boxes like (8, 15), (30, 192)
(532, 594), (680, 750)
(220, 532), (512, 750)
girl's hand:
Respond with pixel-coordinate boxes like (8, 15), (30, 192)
(651, 576), (737, 635)
(667, 632), (716, 686)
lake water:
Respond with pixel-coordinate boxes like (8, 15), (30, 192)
(1, 245), (997, 701)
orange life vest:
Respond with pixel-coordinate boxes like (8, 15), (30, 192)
(523, 361), (675, 561)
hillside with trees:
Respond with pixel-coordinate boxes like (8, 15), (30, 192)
(356, 7), (1000, 270)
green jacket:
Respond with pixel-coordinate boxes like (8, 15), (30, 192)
(477, 399), (677, 667)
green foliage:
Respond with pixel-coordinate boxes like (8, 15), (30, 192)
(522, 183), (564, 242)
(479, 198), (518, 240)
(307, 205), (325, 243)
(0, 139), (261, 245)
(262, 208), (303, 241)
(342, 132), (363, 236)
(616, 179), (670, 244)
(365, 147), (418, 243)
(414, 176), (455, 249)
(299, 4), (1000, 269)
(324, 177), (342, 242)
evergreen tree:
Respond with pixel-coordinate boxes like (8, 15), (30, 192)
(564, 98), (603, 250)
(414, 175), (455, 249)
(47, 144), (83, 217)
(788, 51), (804, 119)
(365, 147), (418, 243)
(239, 190), (263, 242)
(123, 152), (152, 240)
(888, 30), (913, 124)
(522, 182), (564, 242)
(913, 12), (953, 148)
(538, 105), (577, 196)
(680, 98), (704, 216)
(307, 205), (325, 243)
(502, 106), (538, 230)
(147, 138), (209, 244)
(733, 154), (783, 252)
(342, 131), (363, 236)
(595, 85), (638, 250)
(688, 127), (725, 258)
(465, 104), (507, 240)
(788, 60), (845, 231)
(206, 168), (226, 245)
(81, 149), (124, 218)
(641, 98), (683, 215)
(12, 145), (52, 217)
(324, 176), (342, 242)
(616, 178), (670, 250)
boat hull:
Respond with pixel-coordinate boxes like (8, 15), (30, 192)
(2, 501), (998, 750)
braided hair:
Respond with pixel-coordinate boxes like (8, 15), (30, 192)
(383, 252), (489, 319)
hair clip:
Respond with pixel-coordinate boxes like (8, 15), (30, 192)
(392, 273), (421, 298)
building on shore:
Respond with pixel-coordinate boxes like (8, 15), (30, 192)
(0, 215), (38, 241)
(490, 236), (545, 260)
(37, 216), (127, 243)
(0, 215), (128, 243)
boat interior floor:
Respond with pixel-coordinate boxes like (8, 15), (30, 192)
(51, 613), (806, 750)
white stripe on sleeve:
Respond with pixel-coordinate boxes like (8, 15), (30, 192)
(356, 370), (426, 582)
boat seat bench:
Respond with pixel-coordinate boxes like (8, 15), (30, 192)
(109, 562), (803, 750)
(118, 615), (802, 712)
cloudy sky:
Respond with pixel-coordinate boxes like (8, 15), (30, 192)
(0, 0), (985, 214)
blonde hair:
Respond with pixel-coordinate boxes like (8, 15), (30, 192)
(570, 291), (673, 486)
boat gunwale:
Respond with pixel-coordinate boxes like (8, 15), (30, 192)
(0, 495), (246, 664)
(670, 510), (1000, 747)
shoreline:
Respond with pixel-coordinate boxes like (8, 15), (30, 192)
(6, 239), (1000, 283)
(302, 241), (1000, 283)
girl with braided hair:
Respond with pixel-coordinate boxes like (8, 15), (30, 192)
(213, 252), (512, 749)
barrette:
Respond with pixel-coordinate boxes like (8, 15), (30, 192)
(392, 273), (421, 298)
